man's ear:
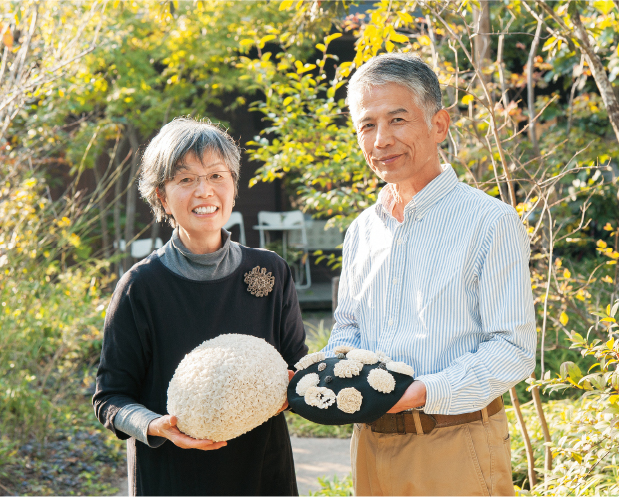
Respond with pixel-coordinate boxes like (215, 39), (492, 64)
(156, 187), (171, 215)
(432, 109), (451, 143)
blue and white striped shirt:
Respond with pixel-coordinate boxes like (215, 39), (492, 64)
(324, 165), (536, 415)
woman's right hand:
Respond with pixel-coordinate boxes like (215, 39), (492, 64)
(147, 415), (228, 451)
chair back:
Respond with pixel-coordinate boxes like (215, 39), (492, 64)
(224, 211), (246, 245)
(258, 210), (304, 227)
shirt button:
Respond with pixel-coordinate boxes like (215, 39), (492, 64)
(397, 239), (404, 245)
(392, 278), (398, 284)
(388, 319), (394, 326)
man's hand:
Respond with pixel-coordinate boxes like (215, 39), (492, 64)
(387, 380), (427, 413)
(276, 370), (295, 414)
(147, 415), (228, 451)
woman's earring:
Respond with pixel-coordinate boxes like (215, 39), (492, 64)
(232, 200), (236, 207)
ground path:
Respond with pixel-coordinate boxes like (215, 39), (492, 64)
(114, 436), (351, 496)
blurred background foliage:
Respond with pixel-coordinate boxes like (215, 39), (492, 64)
(1, 0), (618, 494)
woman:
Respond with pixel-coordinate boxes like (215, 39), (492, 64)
(93, 118), (307, 496)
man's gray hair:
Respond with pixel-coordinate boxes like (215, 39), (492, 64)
(138, 117), (241, 226)
(347, 53), (443, 129)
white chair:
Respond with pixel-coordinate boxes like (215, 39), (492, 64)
(256, 210), (311, 290)
(115, 238), (163, 258)
(224, 211), (246, 246)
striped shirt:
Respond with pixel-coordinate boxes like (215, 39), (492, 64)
(324, 165), (536, 415)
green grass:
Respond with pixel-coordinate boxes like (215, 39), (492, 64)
(309, 474), (353, 496)
(0, 392), (125, 496)
(285, 411), (353, 439)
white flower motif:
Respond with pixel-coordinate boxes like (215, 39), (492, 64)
(295, 373), (320, 396)
(294, 351), (326, 371)
(386, 361), (415, 377)
(376, 351), (391, 363)
(367, 368), (396, 394)
(304, 386), (336, 409)
(167, 334), (288, 442)
(346, 349), (379, 365)
(333, 345), (355, 355)
(333, 359), (363, 378)
(337, 387), (363, 414)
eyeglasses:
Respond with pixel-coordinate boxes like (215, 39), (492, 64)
(171, 170), (233, 188)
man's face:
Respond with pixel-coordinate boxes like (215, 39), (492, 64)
(351, 82), (449, 188)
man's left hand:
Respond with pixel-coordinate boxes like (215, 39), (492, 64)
(387, 380), (427, 413)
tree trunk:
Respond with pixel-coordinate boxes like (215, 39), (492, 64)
(510, 387), (538, 489)
(113, 141), (124, 277)
(92, 159), (111, 259)
(123, 126), (141, 272)
(569, 6), (619, 144)
(531, 376), (553, 479)
(527, 18), (543, 157)
(472, 0), (491, 85)
(150, 220), (160, 252)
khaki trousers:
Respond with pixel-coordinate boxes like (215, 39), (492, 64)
(351, 407), (514, 496)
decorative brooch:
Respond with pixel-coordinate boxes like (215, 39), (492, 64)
(244, 266), (275, 297)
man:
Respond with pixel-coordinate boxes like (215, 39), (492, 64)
(324, 53), (536, 496)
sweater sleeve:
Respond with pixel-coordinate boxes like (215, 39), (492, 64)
(278, 262), (308, 368)
(114, 404), (166, 447)
(92, 270), (153, 439)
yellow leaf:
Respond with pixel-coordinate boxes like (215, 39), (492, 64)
(283, 96), (293, 107)
(316, 43), (326, 52)
(389, 31), (409, 43)
(462, 94), (474, 105)
(418, 35), (431, 46)
(325, 33), (343, 45)
(239, 39), (254, 47)
(279, 0), (294, 10)
(608, 260), (618, 265)
(563, 268), (571, 279)
(555, 258), (562, 268)
(597, 239), (608, 248)
(602, 275), (614, 284)
(604, 223), (614, 231)
(385, 40), (395, 52)
(397, 11), (414, 24)
(560, 311), (569, 326)
(2, 27), (13, 49)
(593, 0), (615, 15)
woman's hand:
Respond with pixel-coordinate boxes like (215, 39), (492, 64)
(147, 415), (228, 451)
(276, 370), (296, 414)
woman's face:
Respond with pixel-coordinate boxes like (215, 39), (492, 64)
(159, 151), (235, 245)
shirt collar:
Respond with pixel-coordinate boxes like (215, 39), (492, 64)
(376, 164), (458, 221)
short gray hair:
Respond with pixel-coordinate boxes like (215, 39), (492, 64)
(138, 117), (241, 226)
(347, 53), (443, 129)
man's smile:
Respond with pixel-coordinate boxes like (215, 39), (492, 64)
(373, 153), (403, 165)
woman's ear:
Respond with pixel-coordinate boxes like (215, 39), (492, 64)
(156, 187), (171, 215)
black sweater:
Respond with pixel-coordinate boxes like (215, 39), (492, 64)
(93, 247), (308, 496)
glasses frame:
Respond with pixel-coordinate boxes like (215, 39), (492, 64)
(170, 170), (235, 189)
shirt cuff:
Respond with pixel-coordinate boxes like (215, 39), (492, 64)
(415, 372), (452, 414)
(114, 404), (166, 448)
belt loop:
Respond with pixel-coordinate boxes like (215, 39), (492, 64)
(412, 410), (424, 435)
(481, 406), (489, 425)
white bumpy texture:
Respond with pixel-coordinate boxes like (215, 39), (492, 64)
(167, 334), (289, 442)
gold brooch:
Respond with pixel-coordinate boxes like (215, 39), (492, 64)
(244, 266), (275, 297)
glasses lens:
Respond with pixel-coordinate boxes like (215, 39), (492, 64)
(175, 173), (196, 187)
(208, 171), (230, 184)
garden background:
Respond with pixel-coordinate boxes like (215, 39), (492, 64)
(1, 0), (619, 495)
